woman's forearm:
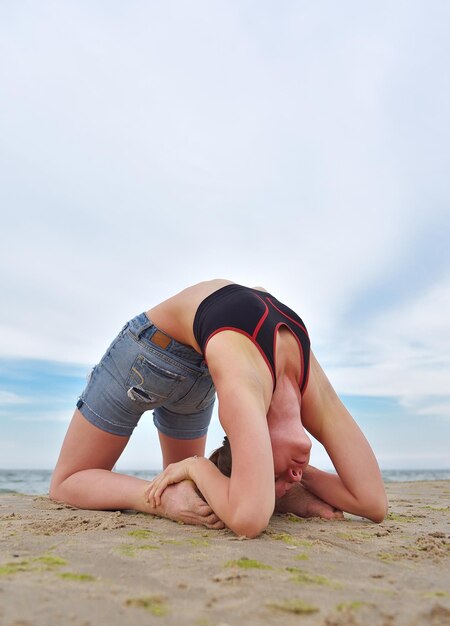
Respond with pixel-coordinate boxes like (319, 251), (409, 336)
(189, 457), (272, 537)
(301, 465), (388, 522)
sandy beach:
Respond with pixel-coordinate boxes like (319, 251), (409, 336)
(0, 481), (449, 626)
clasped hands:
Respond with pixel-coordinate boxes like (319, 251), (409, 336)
(145, 456), (200, 508)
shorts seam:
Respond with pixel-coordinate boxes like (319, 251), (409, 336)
(79, 397), (134, 435)
(153, 419), (209, 440)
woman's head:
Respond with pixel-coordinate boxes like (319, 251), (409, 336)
(209, 436), (232, 477)
(209, 380), (312, 498)
(208, 422), (311, 493)
(266, 377), (312, 483)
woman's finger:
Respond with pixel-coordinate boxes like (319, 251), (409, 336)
(152, 477), (171, 506)
(146, 478), (161, 508)
(146, 457), (196, 508)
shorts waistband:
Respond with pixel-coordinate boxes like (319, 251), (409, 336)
(127, 313), (206, 368)
(127, 313), (170, 345)
(131, 314), (172, 349)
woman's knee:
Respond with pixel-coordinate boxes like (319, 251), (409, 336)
(48, 469), (72, 502)
(48, 474), (64, 501)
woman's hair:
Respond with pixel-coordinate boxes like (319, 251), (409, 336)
(208, 436), (232, 477)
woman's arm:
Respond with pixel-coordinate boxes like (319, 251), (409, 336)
(301, 352), (388, 522)
(148, 329), (289, 537)
(50, 410), (223, 528)
(147, 378), (275, 537)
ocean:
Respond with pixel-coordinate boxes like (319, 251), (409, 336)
(1, 469), (450, 496)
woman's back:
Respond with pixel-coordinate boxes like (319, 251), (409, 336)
(147, 278), (234, 351)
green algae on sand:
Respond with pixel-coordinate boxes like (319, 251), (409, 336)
(286, 567), (338, 587)
(188, 538), (210, 547)
(117, 542), (160, 557)
(423, 591), (449, 599)
(337, 530), (374, 541)
(58, 572), (97, 582)
(270, 532), (314, 547)
(0, 554), (67, 576)
(294, 553), (309, 560)
(267, 599), (319, 614)
(127, 529), (158, 539)
(336, 601), (368, 611)
(0, 560), (34, 576)
(125, 595), (168, 616)
(420, 505), (450, 511)
(377, 552), (401, 562)
(225, 557), (272, 570)
(34, 555), (67, 567)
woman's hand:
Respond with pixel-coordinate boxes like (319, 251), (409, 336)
(146, 456), (199, 508)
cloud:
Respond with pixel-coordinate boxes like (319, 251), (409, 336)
(11, 410), (73, 423)
(0, 391), (30, 406)
(317, 272), (450, 402)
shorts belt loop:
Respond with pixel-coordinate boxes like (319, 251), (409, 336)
(135, 315), (172, 350)
(135, 314), (155, 339)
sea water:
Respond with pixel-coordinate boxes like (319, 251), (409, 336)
(1, 468), (450, 496)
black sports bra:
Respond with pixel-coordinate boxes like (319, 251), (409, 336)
(193, 284), (310, 392)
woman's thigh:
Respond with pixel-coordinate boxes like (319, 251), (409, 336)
(52, 313), (215, 490)
(50, 409), (130, 489)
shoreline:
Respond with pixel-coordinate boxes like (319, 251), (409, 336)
(1, 480), (449, 625)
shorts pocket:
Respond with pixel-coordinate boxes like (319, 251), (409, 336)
(172, 376), (216, 411)
(126, 354), (187, 407)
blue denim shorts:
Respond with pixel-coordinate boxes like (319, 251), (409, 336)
(76, 313), (216, 439)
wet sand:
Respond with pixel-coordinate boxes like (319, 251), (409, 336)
(0, 481), (449, 626)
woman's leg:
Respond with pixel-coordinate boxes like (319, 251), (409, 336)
(50, 410), (224, 528)
(50, 409), (150, 510)
(158, 431), (206, 468)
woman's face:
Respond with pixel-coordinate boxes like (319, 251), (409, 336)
(266, 376), (312, 498)
(270, 418), (312, 498)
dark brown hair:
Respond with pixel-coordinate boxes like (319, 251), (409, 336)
(208, 436), (232, 477)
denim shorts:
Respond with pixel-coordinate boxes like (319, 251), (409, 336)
(76, 313), (216, 439)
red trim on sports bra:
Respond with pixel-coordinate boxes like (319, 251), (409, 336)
(203, 326), (275, 385)
(267, 297), (309, 335)
(252, 296), (269, 339)
(302, 355), (310, 393)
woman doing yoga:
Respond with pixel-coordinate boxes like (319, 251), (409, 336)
(50, 279), (387, 537)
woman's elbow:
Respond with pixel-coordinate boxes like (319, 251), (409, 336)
(229, 509), (272, 539)
(231, 519), (269, 539)
(364, 495), (389, 524)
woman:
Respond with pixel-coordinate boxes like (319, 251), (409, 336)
(50, 279), (387, 537)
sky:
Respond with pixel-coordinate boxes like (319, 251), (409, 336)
(0, 1), (449, 471)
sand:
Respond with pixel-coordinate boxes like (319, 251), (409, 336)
(0, 481), (449, 626)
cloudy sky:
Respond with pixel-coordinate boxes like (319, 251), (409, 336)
(1, 1), (449, 470)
